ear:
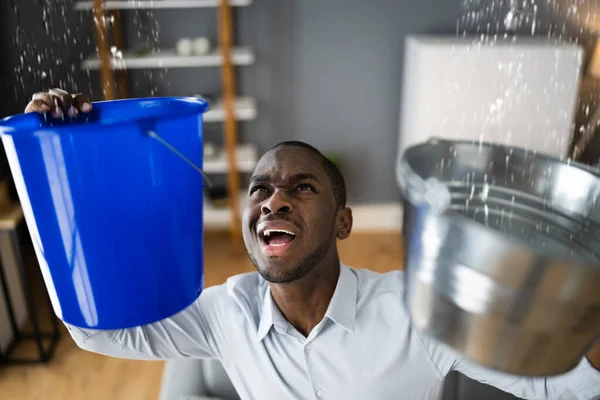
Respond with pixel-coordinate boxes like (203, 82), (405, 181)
(336, 207), (353, 240)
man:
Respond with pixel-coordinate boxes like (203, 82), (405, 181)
(25, 90), (600, 400)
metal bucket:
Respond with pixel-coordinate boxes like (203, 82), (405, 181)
(397, 138), (600, 376)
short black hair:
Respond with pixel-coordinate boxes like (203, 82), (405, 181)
(269, 141), (347, 209)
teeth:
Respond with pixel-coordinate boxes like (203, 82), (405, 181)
(263, 229), (295, 237)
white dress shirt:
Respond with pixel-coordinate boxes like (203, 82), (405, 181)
(66, 264), (600, 400)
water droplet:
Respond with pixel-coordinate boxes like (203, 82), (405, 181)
(480, 183), (490, 202)
(484, 204), (489, 226)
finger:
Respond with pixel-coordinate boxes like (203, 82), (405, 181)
(25, 99), (51, 114)
(31, 92), (53, 107)
(50, 97), (64, 119)
(67, 105), (78, 118)
(72, 93), (92, 113)
(49, 88), (73, 113)
(51, 108), (64, 118)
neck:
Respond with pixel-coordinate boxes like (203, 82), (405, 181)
(269, 253), (341, 337)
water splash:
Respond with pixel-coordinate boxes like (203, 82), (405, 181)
(10, 0), (93, 103)
(453, 0), (595, 254)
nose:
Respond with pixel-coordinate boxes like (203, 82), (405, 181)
(261, 190), (292, 215)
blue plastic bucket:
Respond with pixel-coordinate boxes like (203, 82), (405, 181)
(0, 97), (210, 329)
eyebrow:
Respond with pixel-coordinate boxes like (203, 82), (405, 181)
(290, 173), (320, 184)
(250, 173), (320, 184)
(250, 174), (270, 184)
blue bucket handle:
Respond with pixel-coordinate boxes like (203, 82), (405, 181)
(146, 130), (212, 188)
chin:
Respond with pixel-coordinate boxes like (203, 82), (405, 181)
(249, 235), (334, 284)
(251, 254), (313, 284)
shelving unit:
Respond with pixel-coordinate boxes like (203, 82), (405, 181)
(77, 0), (255, 241)
(81, 48), (255, 70)
(203, 97), (256, 122)
(204, 143), (257, 173)
(75, 0), (252, 10)
(204, 190), (246, 229)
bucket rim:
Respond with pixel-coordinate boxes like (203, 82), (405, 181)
(0, 96), (210, 136)
(397, 137), (600, 268)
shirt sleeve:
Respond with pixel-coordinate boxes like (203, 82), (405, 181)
(451, 356), (600, 400)
(64, 284), (230, 361)
(416, 330), (600, 400)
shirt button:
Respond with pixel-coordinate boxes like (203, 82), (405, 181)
(316, 389), (325, 398)
(305, 342), (313, 350)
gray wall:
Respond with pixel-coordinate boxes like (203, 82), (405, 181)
(239, 0), (465, 204)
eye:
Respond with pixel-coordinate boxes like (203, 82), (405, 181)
(250, 185), (269, 195)
(295, 183), (315, 192)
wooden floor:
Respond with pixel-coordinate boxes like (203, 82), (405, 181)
(0, 232), (403, 400)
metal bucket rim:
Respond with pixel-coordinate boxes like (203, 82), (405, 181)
(399, 137), (600, 179)
(398, 138), (600, 267)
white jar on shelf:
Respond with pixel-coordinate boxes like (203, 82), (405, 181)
(176, 38), (193, 56)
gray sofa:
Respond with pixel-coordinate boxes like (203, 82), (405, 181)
(159, 359), (240, 400)
(158, 359), (520, 400)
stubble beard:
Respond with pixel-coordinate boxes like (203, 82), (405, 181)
(248, 231), (335, 284)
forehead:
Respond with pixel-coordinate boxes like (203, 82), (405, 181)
(253, 146), (328, 181)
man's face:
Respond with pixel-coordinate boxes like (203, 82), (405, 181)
(242, 146), (340, 283)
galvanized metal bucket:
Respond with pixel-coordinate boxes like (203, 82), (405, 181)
(398, 138), (600, 376)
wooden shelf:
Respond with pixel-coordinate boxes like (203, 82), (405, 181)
(204, 143), (257, 174)
(81, 47), (254, 70)
(75, 0), (251, 11)
(204, 97), (256, 122)
(204, 190), (246, 229)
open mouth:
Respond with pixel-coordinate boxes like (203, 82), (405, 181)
(260, 229), (297, 247)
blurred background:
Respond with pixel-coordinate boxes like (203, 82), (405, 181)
(1, 0), (600, 399)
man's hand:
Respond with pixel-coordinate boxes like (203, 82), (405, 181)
(24, 88), (92, 118)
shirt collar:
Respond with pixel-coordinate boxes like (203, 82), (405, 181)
(324, 264), (357, 333)
(256, 263), (358, 342)
(256, 286), (275, 341)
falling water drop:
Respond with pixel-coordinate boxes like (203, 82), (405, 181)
(480, 183), (490, 202)
(484, 204), (489, 226)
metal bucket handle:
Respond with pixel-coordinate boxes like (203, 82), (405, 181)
(147, 130), (212, 188)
